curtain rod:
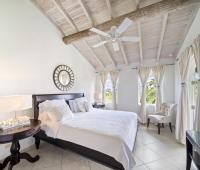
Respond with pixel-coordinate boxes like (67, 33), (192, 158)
(95, 63), (175, 73)
(131, 63), (175, 70)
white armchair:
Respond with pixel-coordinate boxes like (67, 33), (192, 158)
(147, 103), (177, 134)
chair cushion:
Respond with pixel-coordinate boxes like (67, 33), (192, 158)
(148, 114), (168, 123)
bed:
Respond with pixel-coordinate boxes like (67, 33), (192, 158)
(32, 93), (138, 170)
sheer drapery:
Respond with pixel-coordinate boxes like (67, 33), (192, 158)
(152, 65), (165, 112)
(176, 47), (192, 144)
(192, 35), (200, 131)
(99, 72), (108, 104)
(94, 74), (102, 103)
(110, 70), (120, 110)
(138, 67), (151, 123)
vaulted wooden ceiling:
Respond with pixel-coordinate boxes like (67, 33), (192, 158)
(32, 0), (200, 71)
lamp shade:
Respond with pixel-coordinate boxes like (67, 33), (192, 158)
(0, 95), (32, 113)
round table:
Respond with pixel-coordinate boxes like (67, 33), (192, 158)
(0, 119), (41, 170)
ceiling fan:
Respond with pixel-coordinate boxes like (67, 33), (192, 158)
(90, 18), (140, 52)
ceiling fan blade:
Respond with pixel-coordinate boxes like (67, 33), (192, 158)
(120, 36), (140, 42)
(90, 28), (111, 38)
(112, 41), (119, 51)
(92, 41), (108, 48)
(116, 18), (133, 35)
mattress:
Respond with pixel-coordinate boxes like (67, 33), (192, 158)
(41, 109), (138, 170)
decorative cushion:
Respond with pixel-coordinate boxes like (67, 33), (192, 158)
(158, 103), (171, 116)
(39, 99), (73, 121)
(148, 115), (167, 123)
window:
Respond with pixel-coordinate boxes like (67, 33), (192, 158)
(104, 73), (113, 104)
(138, 71), (156, 104)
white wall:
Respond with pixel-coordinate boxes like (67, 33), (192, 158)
(0, 0), (95, 159)
(117, 68), (139, 112)
(117, 65), (175, 113)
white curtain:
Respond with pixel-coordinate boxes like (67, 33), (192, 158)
(94, 74), (102, 103)
(99, 71), (108, 104)
(176, 47), (192, 144)
(152, 65), (165, 112)
(138, 67), (151, 124)
(110, 70), (120, 110)
(192, 35), (200, 132)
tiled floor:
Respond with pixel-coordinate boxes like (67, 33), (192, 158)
(11, 124), (197, 170)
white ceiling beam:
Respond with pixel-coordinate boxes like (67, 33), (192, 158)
(83, 40), (104, 68)
(52, 0), (78, 32)
(78, 0), (93, 26)
(119, 41), (128, 65)
(157, 13), (168, 61)
(105, 0), (113, 19)
(98, 36), (115, 66)
(137, 21), (143, 63)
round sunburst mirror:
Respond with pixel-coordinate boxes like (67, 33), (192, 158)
(53, 65), (74, 91)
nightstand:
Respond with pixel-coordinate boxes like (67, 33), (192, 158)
(92, 104), (105, 109)
(0, 119), (41, 170)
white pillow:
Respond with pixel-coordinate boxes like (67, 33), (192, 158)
(69, 99), (81, 113)
(75, 97), (92, 112)
(75, 98), (87, 112)
(39, 99), (73, 121)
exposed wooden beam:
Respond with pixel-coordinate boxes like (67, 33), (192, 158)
(137, 21), (143, 63)
(63, 0), (199, 44)
(83, 40), (104, 68)
(78, 0), (93, 26)
(105, 0), (113, 19)
(118, 41), (128, 65)
(157, 13), (168, 61)
(98, 36), (115, 66)
(52, 0), (78, 31)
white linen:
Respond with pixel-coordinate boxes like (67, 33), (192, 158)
(192, 35), (200, 131)
(99, 71), (108, 104)
(138, 67), (151, 123)
(110, 70), (120, 109)
(41, 109), (137, 170)
(152, 65), (165, 112)
(176, 47), (192, 144)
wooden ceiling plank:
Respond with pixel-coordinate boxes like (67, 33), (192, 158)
(31, 0), (65, 35)
(72, 43), (96, 69)
(105, 0), (113, 19)
(157, 13), (168, 61)
(175, 6), (199, 59)
(83, 40), (104, 68)
(52, 0), (78, 32)
(63, 0), (200, 44)
(78, 0), (93, 26)
(119, 41), (128, 65)
(131, 0), (140, 9)
(137, 21), (143, 63)
(98, 36), (115, 66)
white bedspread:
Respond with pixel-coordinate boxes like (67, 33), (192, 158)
(41, 109), (138, 170)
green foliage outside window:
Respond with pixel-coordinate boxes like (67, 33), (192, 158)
(145, 79), (156, 104)
(105, 89), (113, 104)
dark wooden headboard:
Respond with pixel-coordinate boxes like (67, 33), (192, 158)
(32, 93), (84, 119)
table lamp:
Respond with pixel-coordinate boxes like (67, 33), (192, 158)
(0, 95), (32, 130)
